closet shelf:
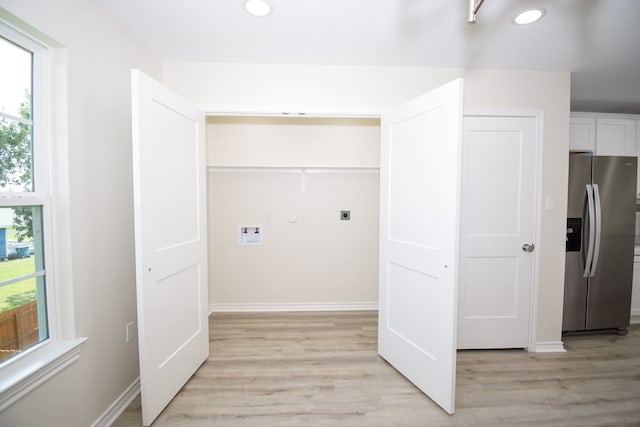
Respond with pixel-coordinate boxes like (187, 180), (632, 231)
(206, 165), (380, 173)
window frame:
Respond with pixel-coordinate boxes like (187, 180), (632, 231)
(0, 14), (84, 412)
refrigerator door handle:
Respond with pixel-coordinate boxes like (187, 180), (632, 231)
(590, 183), (602, 277)
(583, 184), (596, 278)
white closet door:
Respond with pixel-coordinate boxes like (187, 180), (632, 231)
(131, 69), (209, 426)
(458, 116), (538, 349)
(378, 79), (463, 414)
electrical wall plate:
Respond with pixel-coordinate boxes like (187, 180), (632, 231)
(340, 210), (350, 221)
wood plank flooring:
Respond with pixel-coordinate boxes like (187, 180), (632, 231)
(113, 311), (640, 426)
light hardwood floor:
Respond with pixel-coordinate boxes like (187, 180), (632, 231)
(113, 311), (640, 426)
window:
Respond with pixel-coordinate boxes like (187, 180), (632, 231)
(0, 26), (50, 365)
(0, 18), (83, 411)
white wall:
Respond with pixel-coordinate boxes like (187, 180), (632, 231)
(207, 116), (380, 167)
(0, 1), (161, 426)
(166, 62), (570, 346)
(207, 116), (380, 309)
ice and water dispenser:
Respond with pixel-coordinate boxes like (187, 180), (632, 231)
(566, 218), (582, 252)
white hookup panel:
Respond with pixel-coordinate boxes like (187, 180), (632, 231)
(240, 225), (263, 245)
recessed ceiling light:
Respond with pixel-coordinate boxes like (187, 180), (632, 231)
(245, 0), (272, 17)
(513, 8), (545, 25)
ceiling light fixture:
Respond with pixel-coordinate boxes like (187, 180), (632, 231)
(244, 0), (272, 17)
(513, 8), (545, 25)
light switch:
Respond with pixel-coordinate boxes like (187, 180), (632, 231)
(126, 321), (136, 343)
(545, 197), (554, 211)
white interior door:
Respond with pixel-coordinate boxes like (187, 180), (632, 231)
(458, 116), (538, 349)
(131, 69), (209, 426)
(378, 79), (463, 414)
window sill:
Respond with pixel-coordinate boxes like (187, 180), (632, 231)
(0, 337), (87, 412)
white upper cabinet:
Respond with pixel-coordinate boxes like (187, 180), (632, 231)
(570, 113), (638, 156)
(596, 117), (636, 156)
(569, 115), (595, 152)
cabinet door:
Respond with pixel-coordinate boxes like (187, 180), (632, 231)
(596, 118), (636, 156)
(569, 116), (595, 152)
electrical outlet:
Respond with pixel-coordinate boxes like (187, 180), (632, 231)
(126, 321), (136, 343)
(340, 210), (350, 221)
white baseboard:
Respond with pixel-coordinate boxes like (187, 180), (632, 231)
(630, 315), (640, 325)
(209, 302), (378, 313)
(91, 377), (140, 427)
(530, 341), (566, 353)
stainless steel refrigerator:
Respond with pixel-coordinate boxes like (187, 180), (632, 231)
(563, 154), (636, 333)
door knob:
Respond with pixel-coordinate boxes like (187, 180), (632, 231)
(522, 243), (535, 252)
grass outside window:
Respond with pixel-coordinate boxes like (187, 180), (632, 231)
(0, 257), (36, 312)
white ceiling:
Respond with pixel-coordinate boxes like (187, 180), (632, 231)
(96, 0), (640, 113)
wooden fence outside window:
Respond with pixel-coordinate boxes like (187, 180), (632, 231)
(0, 301), (39, 362)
